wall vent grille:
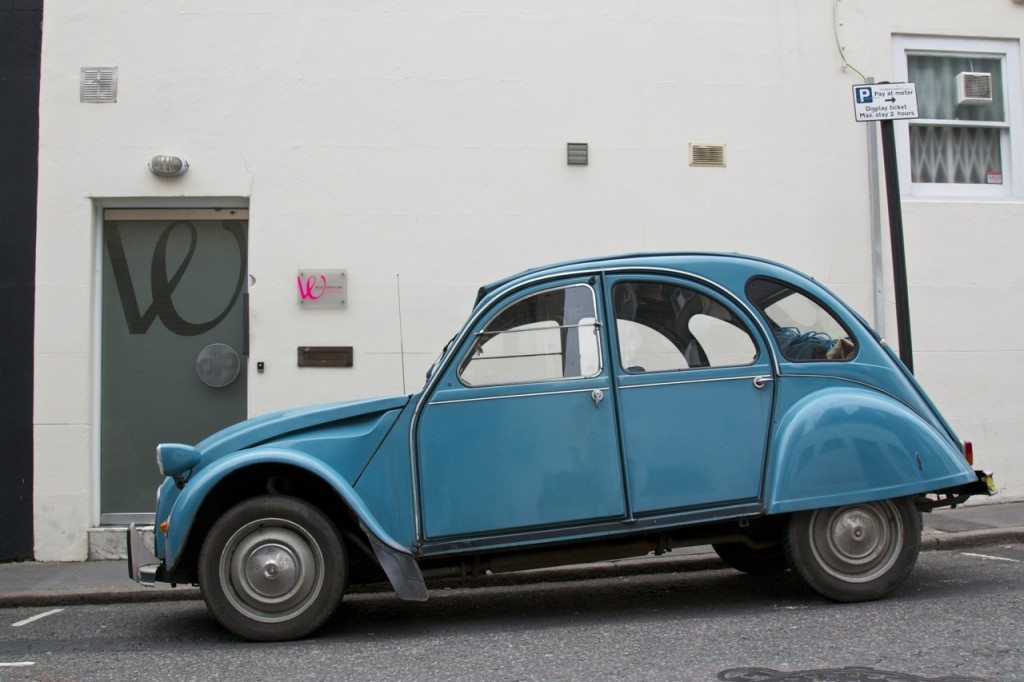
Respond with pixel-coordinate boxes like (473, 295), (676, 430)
(567, 143), (589, 165)
(690, 143), (726, 167)
(80, 67), (117, 103)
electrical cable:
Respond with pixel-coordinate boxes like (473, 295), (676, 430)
(833, 0), (868, 82)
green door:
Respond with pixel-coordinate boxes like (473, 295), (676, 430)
(100, 208), (248, 521)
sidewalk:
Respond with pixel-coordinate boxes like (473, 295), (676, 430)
(2, 501), (1022, 608)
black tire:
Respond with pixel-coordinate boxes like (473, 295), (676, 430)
(784, 497), (921, 602)
(712, 541), (788, 575)
(198, 495), (347, 641)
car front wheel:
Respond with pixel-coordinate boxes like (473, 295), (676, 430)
(784, 497), (920, 602)
(198, 495), (347, 641)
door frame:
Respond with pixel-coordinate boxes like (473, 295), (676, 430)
(91, 198), (249, 526)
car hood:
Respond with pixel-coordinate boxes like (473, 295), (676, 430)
(194, 395), (411, 463)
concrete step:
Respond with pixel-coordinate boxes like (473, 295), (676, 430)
(88, 526), (153, 561)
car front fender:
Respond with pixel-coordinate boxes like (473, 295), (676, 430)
(764, 386), (976, 514)
(164, 447), (426, 599)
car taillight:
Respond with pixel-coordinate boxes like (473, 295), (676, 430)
(963, 441), (974, 466)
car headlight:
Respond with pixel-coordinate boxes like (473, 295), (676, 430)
(155, 443), (201, 477)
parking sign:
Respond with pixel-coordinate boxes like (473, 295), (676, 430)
(852, 83), (919, 122)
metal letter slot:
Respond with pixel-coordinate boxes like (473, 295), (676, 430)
(297, 346), (354, 368)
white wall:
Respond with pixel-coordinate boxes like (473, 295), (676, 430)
(35, 0), (1024, 560)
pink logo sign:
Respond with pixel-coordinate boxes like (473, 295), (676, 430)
(297, 274), (328, 300)
(297, 269), (347, 307)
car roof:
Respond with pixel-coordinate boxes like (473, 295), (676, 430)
(475, 251), (814, 305)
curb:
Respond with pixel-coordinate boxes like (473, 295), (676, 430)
(920, 525), (1024, 551)
(0, 587), (201, 608)
(2, 528), (1022, 609)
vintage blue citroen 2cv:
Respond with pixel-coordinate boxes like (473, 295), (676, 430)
(129, 253), (994, 641)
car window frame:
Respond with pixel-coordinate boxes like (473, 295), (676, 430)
(744, 276), (860, 364)
(607, 275), (764, 377)
(455, 281), (605, 389)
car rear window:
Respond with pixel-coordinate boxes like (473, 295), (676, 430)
(746, 278), (857, 362)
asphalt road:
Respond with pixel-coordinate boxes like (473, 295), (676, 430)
(1, 544), (1021, 681)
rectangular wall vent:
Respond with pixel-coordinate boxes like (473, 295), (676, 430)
(567, 142), (588, 165)
(80, 67), (117, 103)
(956, 72), (992, 105)
(689, 143), (726, 167)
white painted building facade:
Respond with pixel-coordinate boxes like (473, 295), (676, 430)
(34, 0), (1024, 560)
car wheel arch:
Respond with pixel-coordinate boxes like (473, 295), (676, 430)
(165, 451), (411, 590)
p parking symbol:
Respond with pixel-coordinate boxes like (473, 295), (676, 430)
(854, 86), (874, 104)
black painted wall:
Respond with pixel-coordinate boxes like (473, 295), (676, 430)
(0, 0), (42, 560)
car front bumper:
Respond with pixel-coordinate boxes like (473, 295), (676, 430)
(127, 523), (163, 587)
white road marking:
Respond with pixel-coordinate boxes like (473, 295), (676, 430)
(961, 552), (1020, 563)
(11, 608), (64, 627)
(0, 662), (36, 667)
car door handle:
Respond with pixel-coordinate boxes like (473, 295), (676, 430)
(591, 388), (604, 406)
(752, 376), (773, 389)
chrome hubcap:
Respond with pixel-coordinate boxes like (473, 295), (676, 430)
(809, 500), (903, 583)
(244, 544), (297, 598)
(219, 519), (324, 623)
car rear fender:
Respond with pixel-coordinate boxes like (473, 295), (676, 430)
(764, 386), (976, 514)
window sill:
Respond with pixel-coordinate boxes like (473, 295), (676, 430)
(900, 195), (1024, 204)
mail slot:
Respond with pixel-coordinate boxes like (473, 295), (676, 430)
(297, 346), (353, 367)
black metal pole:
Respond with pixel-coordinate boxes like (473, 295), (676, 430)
(878, 118), (914, 373)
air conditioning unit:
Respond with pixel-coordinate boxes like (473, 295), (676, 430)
(956, 72), (993, 105)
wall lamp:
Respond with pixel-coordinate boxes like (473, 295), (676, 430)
(148, 155), (189, 177)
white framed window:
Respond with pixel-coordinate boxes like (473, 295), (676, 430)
(892, 35), (1024, 200)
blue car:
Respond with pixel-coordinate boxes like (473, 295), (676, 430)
(129, 253), (995, 641)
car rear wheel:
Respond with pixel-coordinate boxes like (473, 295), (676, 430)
(712, 541), (788, 575)
(784, 497), (920, 602)
(198, 495), (347, 641)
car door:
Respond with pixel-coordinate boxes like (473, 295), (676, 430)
(416, 277), (627, 540)
(606, 275), (774, 514)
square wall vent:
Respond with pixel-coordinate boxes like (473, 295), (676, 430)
(81, 67), (118, 103)
(567, 142), (589, 165)
(690, 143), (726, 167)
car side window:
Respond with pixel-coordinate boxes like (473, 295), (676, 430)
(746, 277), (858, 362)
(459, 284), (601, 386)
(612, 281), (757, 373)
